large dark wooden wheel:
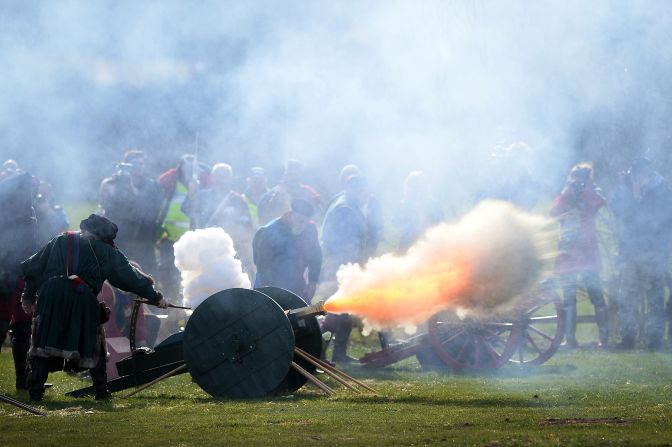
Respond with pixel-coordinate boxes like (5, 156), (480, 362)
(255, 287), (322, 395)
(183, 288), (295, 398)
(426, 310), (519, 370)
(508, 282), (565, 366)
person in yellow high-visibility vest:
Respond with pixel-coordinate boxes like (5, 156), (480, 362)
(157, 155), (209, 297)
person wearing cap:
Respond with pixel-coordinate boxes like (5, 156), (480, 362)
(611, 157), (672, 350)
(320, 175), (376, 363)
(257, 159), (322, 226)
(20, 214), (168, 402)
(252, 199), (322, 301)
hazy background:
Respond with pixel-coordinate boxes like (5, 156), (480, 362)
(2, 0), (672, 207)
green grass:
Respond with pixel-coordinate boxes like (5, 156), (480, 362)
(2, 335), (671, 447)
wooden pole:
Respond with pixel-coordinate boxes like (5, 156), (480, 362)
(294, 349), (361, 394)
(291, 361), (334, 396)
(124, 363), (188, 398)
(294, 347), (378, 395)
(0, 394), (46, 416)
(133, 299), (191, 310)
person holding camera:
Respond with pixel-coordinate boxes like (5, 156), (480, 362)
(550, 163), (608, 348)
(99, 150), (163, 278)
(21, 214), (168, 402)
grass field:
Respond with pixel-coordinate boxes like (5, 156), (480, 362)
(1, 333), (671, 447)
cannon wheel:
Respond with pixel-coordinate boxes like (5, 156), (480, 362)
(508, 284), (565, 366)
(425, 311), (519, 370)
(256, 287), (323, 395)
(183, 288), (294, 399)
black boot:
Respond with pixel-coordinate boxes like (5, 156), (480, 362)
(11, 321), (31, 390)
(91, 343), (111, 400)
(330, 314), (355, 363)
(27, 356), (49, 402)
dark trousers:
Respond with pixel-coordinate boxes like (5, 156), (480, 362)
(618, 255), (667, 346)
(322, 313), (353, 360)
(560, 271), (608, 344)
(28, 341), (108, 401)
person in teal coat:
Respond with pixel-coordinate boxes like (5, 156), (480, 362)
(20, 214), (167, 402)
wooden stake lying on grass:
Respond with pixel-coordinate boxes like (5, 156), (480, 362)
(291, 361), (335, 395)
(124, 363), (188, 398)
(294, 347), (378, 395)
(294, 349), (361, 394)
(0, 393), (46, 416)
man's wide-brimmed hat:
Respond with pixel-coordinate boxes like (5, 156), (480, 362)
(80, 214), (118, 245)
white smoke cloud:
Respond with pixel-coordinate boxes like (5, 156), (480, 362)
(3, 1), (672, 204)
(173, 227), (251, 309)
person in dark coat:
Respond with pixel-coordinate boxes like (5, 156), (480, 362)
(21, 214), (167, 402)
(550, 163), (608, 348)
(611, 157), (672, 350)
(320, 175), (374, 363)
(0, 164), (38, 390)
(99, 150), (164, 277)
(252, 199), (322, 301)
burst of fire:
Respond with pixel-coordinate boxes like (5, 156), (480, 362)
(322, 200), (553, 331)
(323, 254), (474, 328)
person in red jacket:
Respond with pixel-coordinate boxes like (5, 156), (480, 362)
(550, 163), (608, 348)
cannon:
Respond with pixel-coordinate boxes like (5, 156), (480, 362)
(359, 280), (566, 369)
(68, 287), (338, 399)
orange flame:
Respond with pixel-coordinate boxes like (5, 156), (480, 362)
(324, 254), (473, 328)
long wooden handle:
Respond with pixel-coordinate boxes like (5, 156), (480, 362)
(124, 363), (188, 398)
(294, 349), (361, 393)
(291, 361), (334, 396)
(294, 347), (378, 395)
(0, 394), (46, 416)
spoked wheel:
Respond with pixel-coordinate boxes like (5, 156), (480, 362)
(509, 283), (565, 366)
(426, 310), (519, 370)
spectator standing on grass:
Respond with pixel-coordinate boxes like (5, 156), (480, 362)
(257, 159), (322, 225)
(611, 157), (672, 350)
(183, 163), (255, 279)
(157, 154), (209, 298)
(99, 150), (164, 278)
(320, 175), (376, 364)
(550, 163), (609, 348)
(0, 160), (38, 391)
(252, 199), (322, 302)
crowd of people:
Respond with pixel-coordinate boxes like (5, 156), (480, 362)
(1, 148), (672, 402)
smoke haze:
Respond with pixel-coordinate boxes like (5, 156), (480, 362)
(2, 1), (672, 205)
(323, 201), (554, 333)
(173, 227), (251, 308)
